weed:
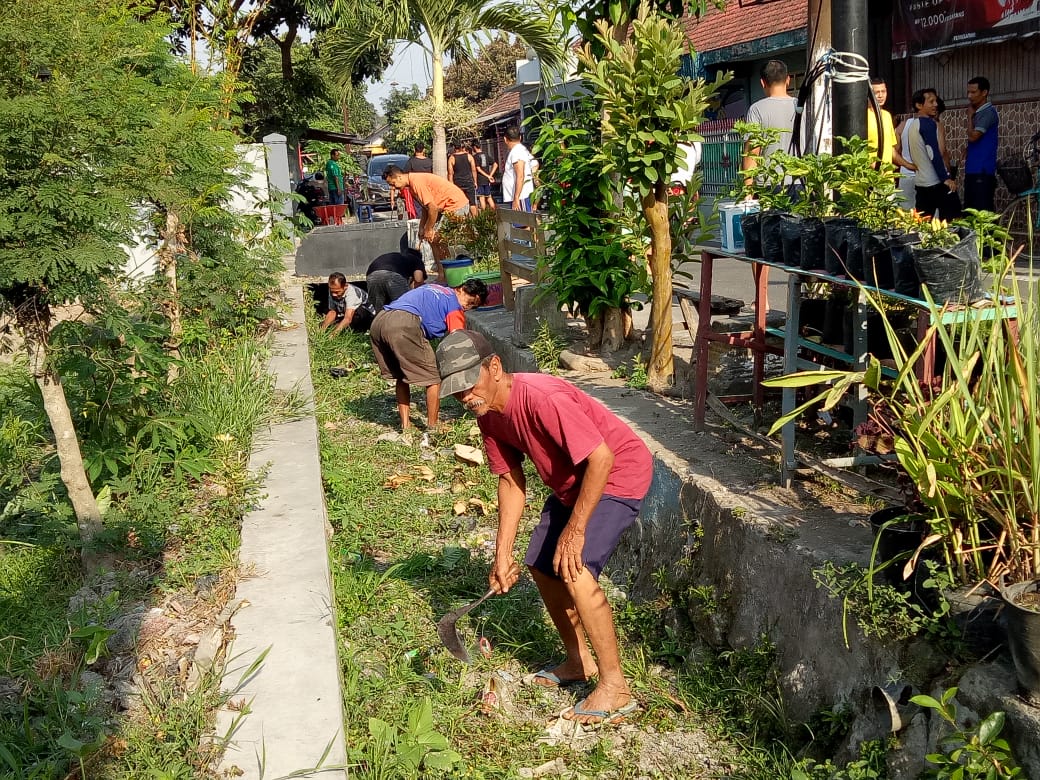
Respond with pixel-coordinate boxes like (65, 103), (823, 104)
(361, 698), (462, 779)
(627, 354), (649, 389)
(529, 320), (567, 374)
(686, 584), (721, 616)
(813, 560), (955, 647)
(792, 737), (889, 779)
(912, 687), (1021, 779)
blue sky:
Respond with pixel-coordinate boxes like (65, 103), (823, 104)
(365, 42), (431, 116)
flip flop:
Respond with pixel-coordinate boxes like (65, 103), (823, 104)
(528, 668), (588, 688)
(562, 698), (639, 726)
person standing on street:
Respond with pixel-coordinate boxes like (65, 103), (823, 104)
(324, 149), (345, 206)
(405, 142), (434, 174)
(448, 142), (479, 216)
(741, 60), (797, 175)
(502, 126), (536, 212)
(964, 76), (999, 213)
(473, 140), (498, 212)
(436, 329), (652, 726)
(908, 88), (958, 220)
(866, 77), (912, 171)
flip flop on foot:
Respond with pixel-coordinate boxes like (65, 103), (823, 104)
(562, 698), (639, 726)
(527, 668), (589, 688)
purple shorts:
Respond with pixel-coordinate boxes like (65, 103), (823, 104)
(524, 494), (642, 580)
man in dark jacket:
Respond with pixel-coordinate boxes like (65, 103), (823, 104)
(366, 248), (428, 311)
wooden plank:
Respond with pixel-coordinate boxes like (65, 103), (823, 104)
(673, 286), (744, 314)
(706, 395), (902, 503)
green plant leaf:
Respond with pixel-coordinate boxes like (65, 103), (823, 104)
(978, 711), (1005, 746)
(910, 693), (943, 711)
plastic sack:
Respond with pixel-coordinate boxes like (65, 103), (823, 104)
(418, 239), (437, 276)
(824, 218), (859, 276)
(760, 211), (785, 263)
(912, 231), (983, 304)
(780, 214), (803, 267)
(741, 212), (763, 258)
(800, 218), (826, 270)
(890, 232), (921, 298)
(860, 229), (895, 289)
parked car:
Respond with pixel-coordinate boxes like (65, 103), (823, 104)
(359, 153), (409, 210)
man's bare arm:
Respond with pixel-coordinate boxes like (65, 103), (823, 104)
(553, 442), (614, 582)
(492, 466), (527, 593)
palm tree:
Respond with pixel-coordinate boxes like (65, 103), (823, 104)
(325, 0), (567, 176)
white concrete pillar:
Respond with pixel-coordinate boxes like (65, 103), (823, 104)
(263, 133), (293, 220)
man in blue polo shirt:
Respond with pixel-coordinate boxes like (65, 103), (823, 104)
(369, 279), (487, 432)
(964, 76), (999, 213)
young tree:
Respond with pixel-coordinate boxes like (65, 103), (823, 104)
(444, 34), (527, 106)
(239, 39), (344, 143)
(324, 0), (567, 176)
(577, 3), (728, 390)
(0, 0), (239, 552)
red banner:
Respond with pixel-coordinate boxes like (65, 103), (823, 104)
(892, 0), (1040, 57)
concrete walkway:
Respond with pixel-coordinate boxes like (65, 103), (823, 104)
(216, 263), (347, 779)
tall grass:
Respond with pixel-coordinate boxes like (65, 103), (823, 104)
(766, 240), (1040, 584)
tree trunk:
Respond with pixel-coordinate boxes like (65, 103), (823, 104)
(582, 307), (625, 355)
(276, 26), (296, 81)
(16, 296), (103, 549)
(158, 208), (184, 380)
(431, 44), (448, 178)
(643, 185), (674, 391)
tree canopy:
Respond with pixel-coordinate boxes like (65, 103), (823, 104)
(444, 34), (527, 106)
(324, 0), (567, 175)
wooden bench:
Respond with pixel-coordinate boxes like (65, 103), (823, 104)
(672, 286), (744, 333)
(496, 209), (545, 310)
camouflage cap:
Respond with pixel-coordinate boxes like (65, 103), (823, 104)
(435, 330), (495, 398)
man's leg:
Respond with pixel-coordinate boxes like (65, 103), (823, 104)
(395, 380), (411, 430)
(424, 383), (440, 428)
(555, 569), (631, 722)
(530, 568), (599, 682)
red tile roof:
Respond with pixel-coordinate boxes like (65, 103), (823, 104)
(473, 90), (521, 124)
(683, 0), (808, 54)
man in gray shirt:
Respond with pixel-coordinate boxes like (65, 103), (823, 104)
(741, 59), (798, 173)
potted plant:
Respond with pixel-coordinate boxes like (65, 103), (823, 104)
(911, 217), (984, 305)
(833, 136), (901, 286)
(730, 121), (792, 261)
(763, 253), (1040, 698)
(781, 149), (845, 273)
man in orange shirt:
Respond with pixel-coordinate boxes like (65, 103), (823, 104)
(383, 166), (470, 279)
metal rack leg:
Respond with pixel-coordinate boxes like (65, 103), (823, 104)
(693, 251), (715, 431)
(781, 275), (801, 488)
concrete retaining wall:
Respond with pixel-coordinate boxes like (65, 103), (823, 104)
(295, 220), (410, 278)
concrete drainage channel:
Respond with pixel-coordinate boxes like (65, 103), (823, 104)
(212, 266), (1040, 777)
(215, 263), (347, 779)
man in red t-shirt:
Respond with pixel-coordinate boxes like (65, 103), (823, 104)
(435, 330), (653, 726)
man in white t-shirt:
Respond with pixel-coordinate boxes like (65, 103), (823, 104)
(502, 126), (536, 212)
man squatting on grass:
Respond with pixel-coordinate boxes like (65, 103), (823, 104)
(369, 281), (487, 432)
(321, 272), (371, 335)
(435, 330), (653, 725)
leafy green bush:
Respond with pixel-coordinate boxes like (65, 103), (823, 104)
(533, 98), (649, 319)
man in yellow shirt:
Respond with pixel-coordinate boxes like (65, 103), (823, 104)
(866, 77), (901, 168)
